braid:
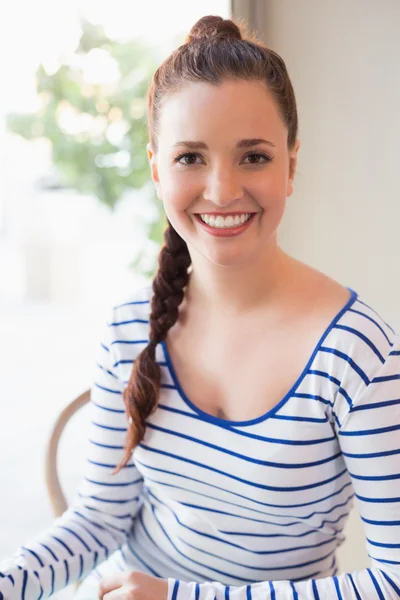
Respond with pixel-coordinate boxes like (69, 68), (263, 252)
(114, 221), (191, 473)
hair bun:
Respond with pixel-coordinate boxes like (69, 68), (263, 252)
(186, 15), (243, 44)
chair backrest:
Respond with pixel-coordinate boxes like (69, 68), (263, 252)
(45, 389), (91, 517)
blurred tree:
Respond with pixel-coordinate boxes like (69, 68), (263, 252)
(6, 18), (167, 279)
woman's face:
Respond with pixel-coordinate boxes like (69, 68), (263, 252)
(147, 78), (300, 268)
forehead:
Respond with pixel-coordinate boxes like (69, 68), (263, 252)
(157, 79), (286, 147)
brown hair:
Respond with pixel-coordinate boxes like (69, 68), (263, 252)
(115, 14), (298, 472)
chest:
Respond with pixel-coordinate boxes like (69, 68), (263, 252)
(163, 320), (324, 422)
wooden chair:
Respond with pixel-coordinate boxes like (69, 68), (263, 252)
(45, 389), (91, 595)
(45, 389), (91, 517)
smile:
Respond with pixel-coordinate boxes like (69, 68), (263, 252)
(194, 213), (257, 237)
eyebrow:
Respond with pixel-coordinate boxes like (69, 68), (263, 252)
(172, 138), (276, 149)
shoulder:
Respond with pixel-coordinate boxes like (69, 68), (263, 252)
(100, 285), (153, 349)
(109, 285), (153, 323)
(324, 289), (398, 418)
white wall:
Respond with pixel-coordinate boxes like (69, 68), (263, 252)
(263, 0), (400, 572)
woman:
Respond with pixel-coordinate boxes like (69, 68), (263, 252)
(1, 14), (399, 600)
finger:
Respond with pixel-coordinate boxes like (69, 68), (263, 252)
(102, 590), (125, 600)
(98, 574), (126, 599)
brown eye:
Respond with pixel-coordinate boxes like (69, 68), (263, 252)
(174, 152), (201, 165)
(243, 152), (272, 165)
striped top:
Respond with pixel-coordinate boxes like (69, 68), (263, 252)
(1, 285), (400, 600)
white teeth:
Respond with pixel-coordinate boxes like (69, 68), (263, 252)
(199, 213), (252, 228)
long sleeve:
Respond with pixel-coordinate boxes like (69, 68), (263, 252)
(0, 308), (144, 600)
(167, 335), (400, 599)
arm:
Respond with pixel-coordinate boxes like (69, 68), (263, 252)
(0, 308), (144, 600)
(167, 338), (400, 599)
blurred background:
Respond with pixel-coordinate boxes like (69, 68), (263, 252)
(0, 0), (399, 598)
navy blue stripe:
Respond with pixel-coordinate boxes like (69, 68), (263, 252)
(21, 547), (44, 567)
(149, 475), (353, 524)
(58, 526), (91, 552)
(219, 511), (347, 537)
(333, 576), (342, 599)
(113, 359), (134, 368)
(114, 299), (150, 308)
(71, 519), (108, 556)
(100, 343), (109, 352)
(356, 493), (400, 503)
(80, 504), (132, 527)
(89, 440), (124, 449)
(125, 539), (160, 577)
(79, 492), (139, 504)
(379, 570), (400, 595)
(143, 508), (243, 581)
(96, 363), (118, 379)
(110, 319), (148, 326)
(340, 422), (400, 436)
(73, 510), (120, 544)
(140, 443), (347, 492)
(137, 511), (208, 581)
(149, 485), (348, 536)
(320, 347), (369, 384)
(110, 339), (149, 345)
(49, 565), (55, 596)
(157, 406), (336, 458)
(349, 470), (400, 481)
(311, 579), (320, 600)
(145, 422), (341, 468)
(290, 581), (298, 599)
(351, 397), (400, 412)
(92, 421), (127, 432)
(269, 581), (276, 600)
(21, 571), (28, 600)
(362, 516), (400, 526)
(162, 507), (336, 558)
(64, 559), (69, 586)
(177, 497), (351, 528)
(92, 401), (124, 413)
(224, 585), (230, 599)
(354, 299), (395, 334)
(78, 555), (84, 579)
(94, 383), (120, 395)
(369, 555), (400, 565)
(367, 537), (400, 549)
(333, 324), (385, 362)
(348, 573), (362, 600)
(196, 583), (201, 600)
(171, 580), (180, 600)
(342, 447), (400, 459)
(348, 308), (392, 344)
(87, 458), (137, 469)
(52, 536), (74, 556)
(372, 373), (400, 383)
(367, 569), (385, 599)
(270, 413), (328, 423)
(137, 457), (353, 510)
(74, 508), (131, 528)
(84, 476), (141, 487)
(39, 543), (58, 561)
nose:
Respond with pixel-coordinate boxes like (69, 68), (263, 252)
(203, 164), (244, 207)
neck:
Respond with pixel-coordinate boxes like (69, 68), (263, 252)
(186, 243), (295, 318)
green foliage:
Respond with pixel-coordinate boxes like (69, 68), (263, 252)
(6, 18), (166, 279)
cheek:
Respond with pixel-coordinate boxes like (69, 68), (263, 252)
(161, 172), (201, 211)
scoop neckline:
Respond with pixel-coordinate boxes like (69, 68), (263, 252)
(160, 287), (358, 428)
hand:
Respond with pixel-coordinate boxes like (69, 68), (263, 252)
(98, 571), (168, 600)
